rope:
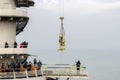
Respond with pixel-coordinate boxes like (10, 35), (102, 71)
(60, 0), (64, 17)
(60, 51), (63, 63)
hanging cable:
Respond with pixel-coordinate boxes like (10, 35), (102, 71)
(60, 0), (64, 17)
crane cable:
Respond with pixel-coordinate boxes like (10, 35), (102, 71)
(58, 0), (66, 51)
(60, 0), (64, 18)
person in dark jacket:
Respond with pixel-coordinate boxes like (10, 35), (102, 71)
(11, 61), (15, 71)
(34, 58), (37, 66)
(28, 61), (32, 71)
(76, 60), (81, 75)
(23, 41), (28, 48)
(23, 41), (26, 48)
(1, 63), (4, 72)
(23, 61), (28, 69)
(5, 42), (9, 48)
(14, 41), (17, 48)
(37, 60), (42, 70)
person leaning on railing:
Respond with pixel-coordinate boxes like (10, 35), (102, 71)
(37, 60), (42, 70)
(27, 61), (32, 71)
(1, 63), (4, 72)
(0, 61), (42, 73)
(20, 63), (25, 72)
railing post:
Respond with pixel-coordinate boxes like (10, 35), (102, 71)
(35, 69), (38, 77)
(25, 69), (28, 78)
(13, 70), (16, 79)
(45, 67), (47, 76)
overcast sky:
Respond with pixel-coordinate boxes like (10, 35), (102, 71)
(17, 0), (120, 51)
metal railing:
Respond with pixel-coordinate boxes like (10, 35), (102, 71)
(0, 64), (88, 79)
(42, 64), (88, 77)
(0, 68), (41, 79)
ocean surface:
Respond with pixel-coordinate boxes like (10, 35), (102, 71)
(30, 49), (120, 80)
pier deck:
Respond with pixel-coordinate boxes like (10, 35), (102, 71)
(0, 64), (88, 79)
(42, 64), (88, 79)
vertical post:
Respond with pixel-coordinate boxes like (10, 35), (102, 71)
(45, 67), (47, 76)
(13, 70), (16, 79)
(60, 52), (63, 64)
(35, 68), (38, 77)
(25, 69), (28, 78)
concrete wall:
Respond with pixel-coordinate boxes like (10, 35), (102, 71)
(0, 21), (16, 46)
(0, 0), (27, 46)
(0, 0), (15, 9)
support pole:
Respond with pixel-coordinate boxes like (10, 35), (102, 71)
(25, 69), (28, 78)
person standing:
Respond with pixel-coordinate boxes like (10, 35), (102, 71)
(33, 58), (37, 65)
(23, 41), (28, 48)
(23, 41), (26, 48)
(20, 42), (23, 48)
(76, 60), (81, 75)
(14, 41), (17, 48)
(37, 60), (42, 70)
(1, 63), (4, 72)
(5, 42), (9, 48)
(23, 61), (28, 69)
(28, 61), (32, 71)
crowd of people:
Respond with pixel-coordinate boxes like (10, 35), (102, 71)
(0, 58), (42, 73)
(4, 41), (28, 48)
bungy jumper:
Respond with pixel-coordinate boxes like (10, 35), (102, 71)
(58, 17), (66, 51)
(58, 0), (65, 51)
(0, 0), (88, 80)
